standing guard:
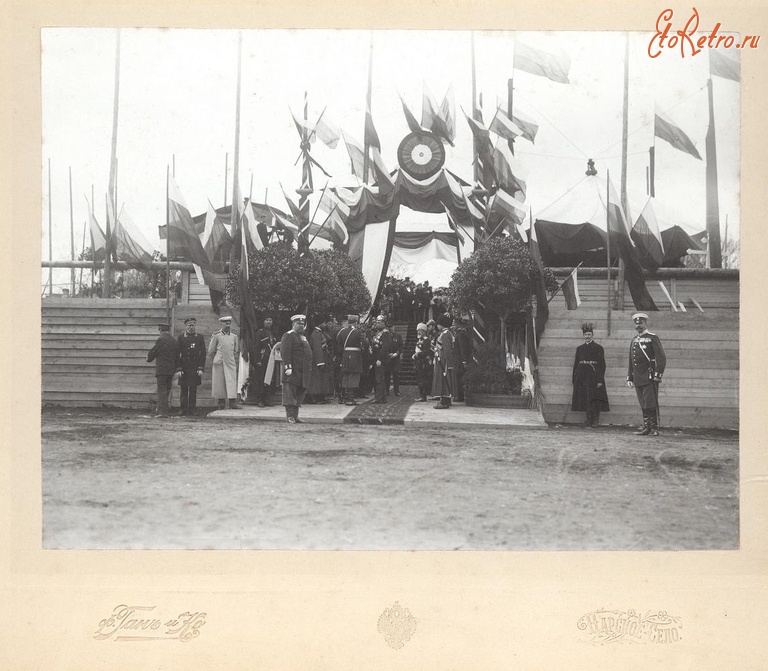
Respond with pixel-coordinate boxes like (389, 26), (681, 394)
(371, 315), (391, 403)
(252, 316), (278, 407)
(176, 317), (206, 416)
(627, 312), (666, 436)
(280, 314), (313, 424)
(336, 314), (367, 405)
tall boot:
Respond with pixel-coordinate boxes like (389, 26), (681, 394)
(648, 408), (659, 436)
(294, 406), (304, 424)
(286, 406), (296, 424)
(584, 407), (593, 427)
(634, 409), (651, 435)
(591, 408), (600, 428)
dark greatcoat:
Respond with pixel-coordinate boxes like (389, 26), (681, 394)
(176, 332), (206, 387)
(147, 332), (179, 377)
(307, 327), (331, 395)
(431, 328), (459, 398)
(253, 327), (279, 392)
(571, 341), (610, 412)
(280, 329), (313, 406)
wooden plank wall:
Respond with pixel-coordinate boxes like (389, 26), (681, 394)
(42, 299), (173, 409)
(538, 275), (739, 429)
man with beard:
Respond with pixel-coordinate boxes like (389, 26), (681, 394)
(175, 317), (206, 416)
(627, 312), (667, 436)
(252, 315), (278, 407)
(280, 314), (313, 424)
(571, 322), (610, 427)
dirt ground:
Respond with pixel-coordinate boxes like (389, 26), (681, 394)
(41, 408), (738, 551)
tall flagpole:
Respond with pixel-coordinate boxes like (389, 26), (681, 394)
(48, 159), (53, 297)
(617, 32), (629, 311)
(105, 28), (120, 299)
(166, 165), (171, 322)
(69, 166), (75, 295)
(229, 31), (243, 270)
(606, 169), (612, 336)
(705, 51), (723, 268)
(363, 33), (374, 184)
(223, 153), (229, 207)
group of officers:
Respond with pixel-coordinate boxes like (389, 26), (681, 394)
(146, 311), (474, 422)
(147, 309), (666, 434)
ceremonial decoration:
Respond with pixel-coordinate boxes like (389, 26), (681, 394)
(397, 131), (446, 180)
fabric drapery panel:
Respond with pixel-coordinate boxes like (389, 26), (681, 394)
(389, 236), (459, 268)
(392, 231), (458, 250)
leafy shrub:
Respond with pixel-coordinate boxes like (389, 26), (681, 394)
(462, 342), (523, 396)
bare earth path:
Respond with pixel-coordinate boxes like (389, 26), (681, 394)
(42, 408), (738, 551)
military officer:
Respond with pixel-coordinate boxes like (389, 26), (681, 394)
(371, 315), (391, 403)
(627, 312), (667, 436)
(386, 320), (403, 397)
(280, 314), (313, 424)
(176, 317), (206, 416)
(208, 316), (240, 410)
(252, 315), (278, 407)
(146, 323), (179, 418)
(336, 314), (368, 405)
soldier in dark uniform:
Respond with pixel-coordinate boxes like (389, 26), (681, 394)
(571, 322), (610, 427)
(175, 317), (206, 416)
(252, 316), (278, 407)
(386, 321), (403, 397)
(336, 314), (367, 405)
(371, 315), (391, 403)
(146, 323), (179, 418)
(627, 312), (666, 436)
(412, 322), (433, 402)
(453, 317), (472, 403)
(432, 313), (458, 409)
(280, 314), (313, 424)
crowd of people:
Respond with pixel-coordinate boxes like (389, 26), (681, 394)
(377, 276), (450, 324)
(146, 306), (666, 434)
(146, 310), (474, 422)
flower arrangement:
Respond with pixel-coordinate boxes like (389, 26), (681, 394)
(462, 342), (524, 396)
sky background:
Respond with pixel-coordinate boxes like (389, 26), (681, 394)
(41, 28), (739, 290)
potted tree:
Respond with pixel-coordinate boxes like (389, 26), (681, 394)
(448, 236), (539, 408)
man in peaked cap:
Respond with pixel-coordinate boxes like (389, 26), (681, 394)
(147, 323), (179, 418)
(176, 317), (206, 416)
(627, 312), (667, 436)
(370, 314), (391, 403)
(252, 315), (278, 407)
(336, 313), (368, 405)
(280, 314), (313, 423)
(208, 316), (240, 410)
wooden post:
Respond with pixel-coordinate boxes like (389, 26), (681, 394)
(47, 158), (53, 296)
(606, 170), (612, 336)
(166, 165), (171, 322)
(69, 166), (75, 295)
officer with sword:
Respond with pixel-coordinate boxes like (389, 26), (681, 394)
(626, 312), (667, 436)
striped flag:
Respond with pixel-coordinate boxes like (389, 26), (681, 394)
(561, 267), (581, 310)
(710, 49), (740, 82)
(168, 177), (212, 271)
(342, 132), (365, 179)
(399, 93), (422, 133)
(514, 41), (571, 84)
(631, 198), (665, 270)
(512, 108), (539, 144)
(655, 112), (702, 160)
(489, 107), (524, 142)
(85, 197), (107, 263)
(364, 104), (381, 151)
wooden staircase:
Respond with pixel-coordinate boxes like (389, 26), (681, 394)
(537, 276), (739, 429)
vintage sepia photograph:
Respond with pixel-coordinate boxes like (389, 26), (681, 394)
(40, 27), (739, 551)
